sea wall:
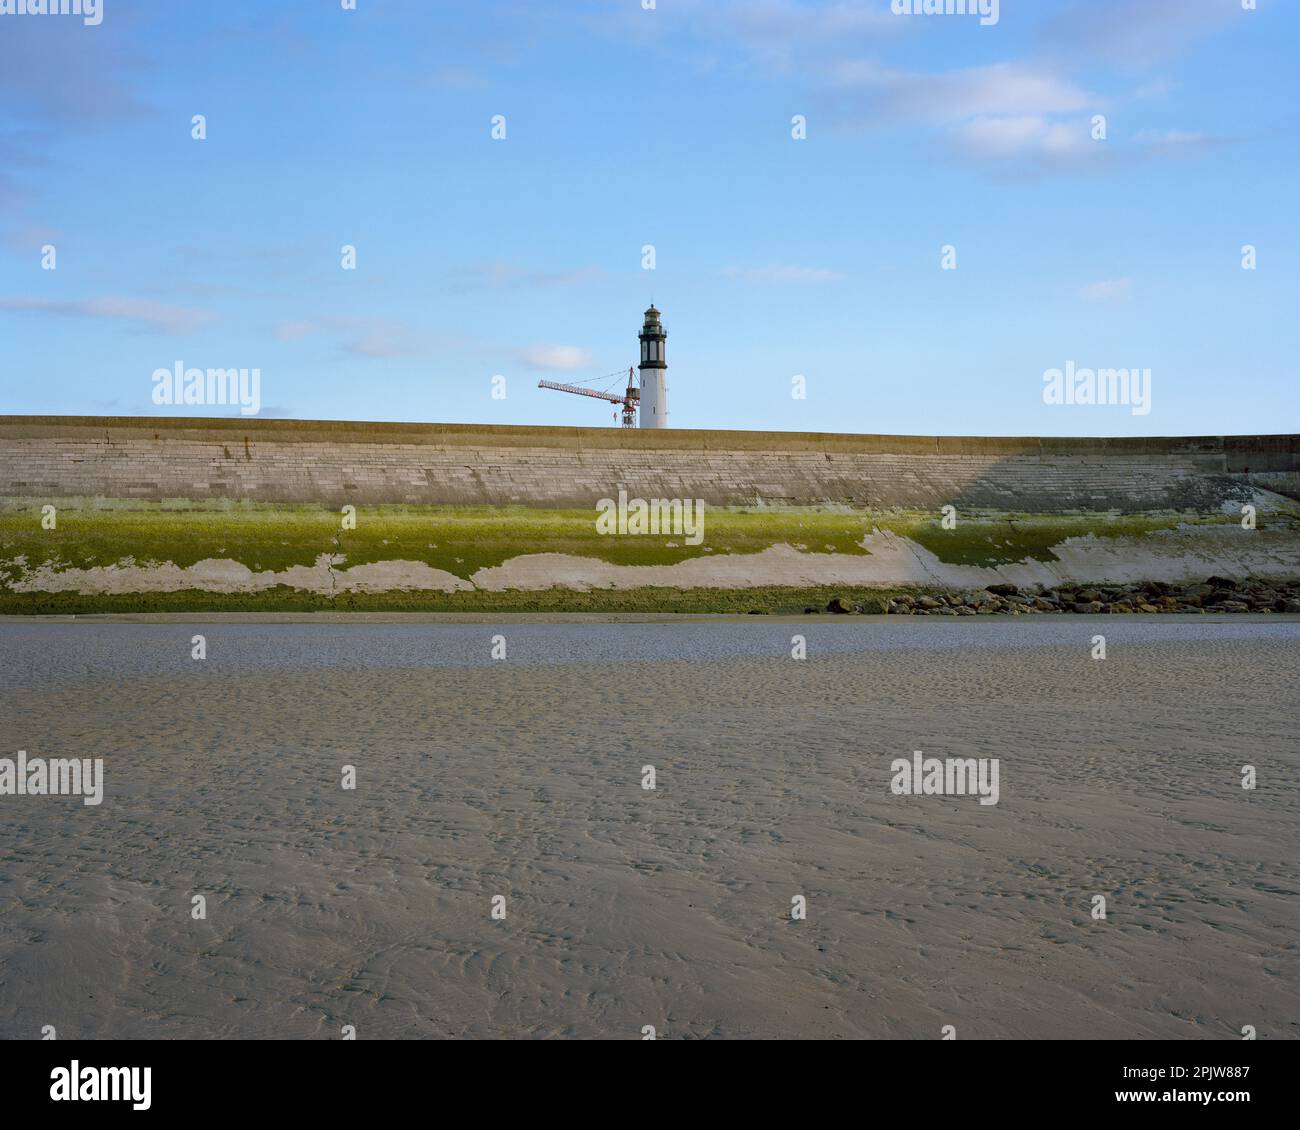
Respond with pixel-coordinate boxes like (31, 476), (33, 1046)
(3, 418), (1299, 606)
(2, 417), (1298, 513)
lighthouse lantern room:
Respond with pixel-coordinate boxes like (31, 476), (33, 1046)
(638, 305), (668, 428)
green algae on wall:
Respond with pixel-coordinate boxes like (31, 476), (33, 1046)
(0, 500), (1274, 590)
(0, 501), (875, 581)
(0, 585), (911, 617)
(885, 513), (1205, 566)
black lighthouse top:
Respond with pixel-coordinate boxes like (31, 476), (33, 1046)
(639, 306), (667, 369)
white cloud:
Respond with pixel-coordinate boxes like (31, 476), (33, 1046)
(0, 296), (214, 335)
(827, 60), (1096, 124)
(513, 344), (593, 372)
(609, 0), (1229, 183)
(946, 117), (1227, 177)
(950, 115), (1093, 161)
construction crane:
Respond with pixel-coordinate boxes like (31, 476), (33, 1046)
(539, 367), (639, 428)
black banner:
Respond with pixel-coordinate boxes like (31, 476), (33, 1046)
(5, 1038), (1289, 1116)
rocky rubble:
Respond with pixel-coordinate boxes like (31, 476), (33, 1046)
(801, 578), (1300, 616)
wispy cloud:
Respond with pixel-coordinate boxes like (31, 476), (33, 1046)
(598, 0), (901, 74)
(827, 60), (1097, 125)
(692, 0), (901, 70)
(0, 296), (215, 335)
(276, 317), (423, 359)
(951, 115), (1085, 158)
(0, 14), (144, 124)
(451, 261), (606, 291)
(2, 223), (61, 256)
(722, 264), (845, 284)
(1038, 0), (1242, 69)
(512, 344), (593, 372)
(0, 15), (146, 254)
(1132, 129), (1229, 158)
(0, 169), (31, 214)
(946, 115), (1231, 178)
(816, 59), (1124, 178)
(426, 67), (489, 90)
(661, 1), (1234, 182)
(1134, 78), (1178, 100)
(1080, 278), (1133, 303)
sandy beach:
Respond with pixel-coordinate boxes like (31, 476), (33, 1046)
(1, 619), (1296, 1039)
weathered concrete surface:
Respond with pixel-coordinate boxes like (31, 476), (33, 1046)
(473, 527), (1300, 591)
(3, 416), (1297, 512)
(7, 555), (472, 596)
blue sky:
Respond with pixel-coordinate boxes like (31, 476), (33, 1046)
(0, 0), (1296, 436)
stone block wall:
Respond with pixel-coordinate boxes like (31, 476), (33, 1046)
(1, 417), (1296, 512)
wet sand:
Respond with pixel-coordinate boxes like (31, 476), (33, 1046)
(0, 621), (1296, 1039)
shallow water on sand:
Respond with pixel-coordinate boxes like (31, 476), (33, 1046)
(2, 617), (1298, 690)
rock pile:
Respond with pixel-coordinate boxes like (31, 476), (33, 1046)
(881, 577), (1300, 616)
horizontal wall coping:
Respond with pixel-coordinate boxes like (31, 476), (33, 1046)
(0, 416), (1296, 460)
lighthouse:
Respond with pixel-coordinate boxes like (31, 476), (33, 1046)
(638, 305), (668, 428)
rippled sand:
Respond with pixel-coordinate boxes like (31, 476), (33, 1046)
(1, 625), (1296, 1039)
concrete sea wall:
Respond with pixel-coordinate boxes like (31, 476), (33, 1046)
(2, 416), (1298, 512)
(2, 417), (1298, 602)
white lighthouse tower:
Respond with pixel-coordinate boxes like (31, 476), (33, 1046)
(638, 305), (668, 428)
